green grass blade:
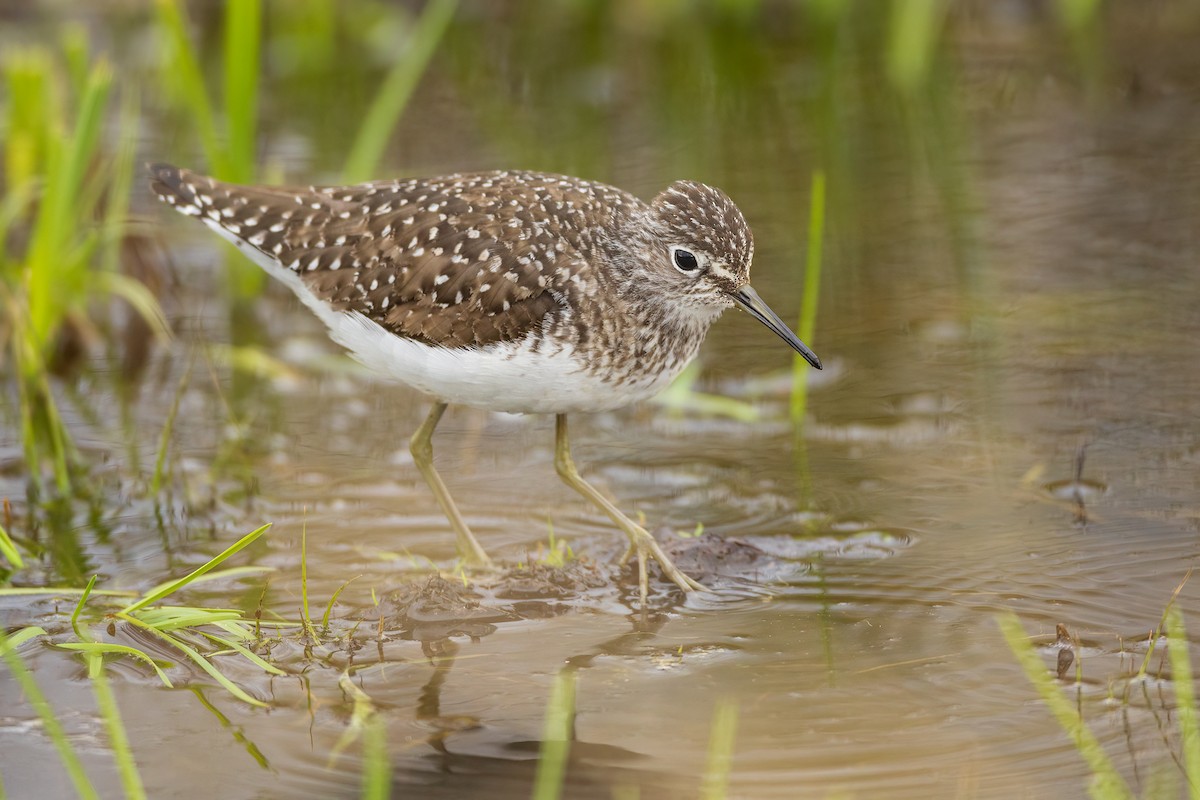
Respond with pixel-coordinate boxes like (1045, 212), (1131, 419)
(997, 612), (1133, 799)
(1136, 570), (1190, 680)
(1055, 0), (1102, 32)
(151, 363), (191, 496)
(701, 697), (739, 800)
(70, 574), (98, 638)
(1166, 608), (1200, 799)
(85, 653), (146, 800)
(796, 169), (825, 352)
(0, 627), (99, 800)
(3, 625), (47, 649)
(116, 613), (266, 707)
(27, 60), (112, 348)
(222, 0), (261, 183)
(119, 523), (271, 615)
(132, 607), (244, 631)
(101, 87), (138, 275)
(206, 618), (260, 639)
(0, 520), (24, 570)
(790, 169), (825, 425)
(532, 668), (576, 800)
(98, 272), (173, 342)
(342, 0), (460, 182)
(654, 363), (760, 421)
(138, 566), (274, 600)
(60, 25), (90, 97)
(331, 670), (374, 762)
(885, 0), (948, 94)
(155, 0), (225, 174)
(3, 50), (54, 195)
(57, 643), (174, 687)
(0, 181), (34, 266)
(300, 516), (316, 639)
(322, 575), (360, 631)
(197, 629), (286, 676)
(0, 587), (137, 598)
(361, 712), (390, 800)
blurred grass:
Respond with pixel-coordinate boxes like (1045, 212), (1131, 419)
(1, 43), (169, 498)
(532, 667), (577, 800)
(155, 0), (265, 297)
(999, 606), (1200, 799)
(701, 697), (739, 800)
(886, 0), (949, 94)
(998, 612), (1132, 799)
(342, 0), (459, 182)
(0, 626), (99, 800)
(1166, 609), (1200, 799)
(85, 650), (146, 800)
(790, 169), (826, 426)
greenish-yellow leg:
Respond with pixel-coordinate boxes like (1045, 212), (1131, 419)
(554, 414), (707, 602)
(410, 402), (492, 566)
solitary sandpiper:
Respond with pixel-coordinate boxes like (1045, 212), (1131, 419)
(150, 164), (821, 602)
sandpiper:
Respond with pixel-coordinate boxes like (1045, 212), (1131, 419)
(150, 164), (821, 602)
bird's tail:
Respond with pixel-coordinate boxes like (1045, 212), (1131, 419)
(148, 162), (221, 218)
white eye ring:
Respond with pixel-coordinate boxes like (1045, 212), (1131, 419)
(670, 246), (707, 275)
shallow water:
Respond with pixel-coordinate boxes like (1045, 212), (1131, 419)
(4, 3), (1200, 799)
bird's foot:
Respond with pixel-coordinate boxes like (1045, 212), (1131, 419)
(618, 523), (707, 604)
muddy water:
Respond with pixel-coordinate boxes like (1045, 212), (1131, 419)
(5, 6), (1200, 800)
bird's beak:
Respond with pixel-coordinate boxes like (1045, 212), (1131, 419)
(730, 285), (822, 370)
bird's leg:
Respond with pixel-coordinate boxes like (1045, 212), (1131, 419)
(553, 414), (706, 603)
(410, 402), (492, 566)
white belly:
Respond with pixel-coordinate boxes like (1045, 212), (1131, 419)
(331, 312), (679, 414)
(203, 219), (687, 414)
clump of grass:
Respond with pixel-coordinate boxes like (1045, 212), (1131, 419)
(1, 44), (170, 497)
(998, 612), (1132, 798)
(999, 578), (1200, 799)
(0, 523), (287, 796)
(536, 522), (575, 568)
(1, 522), (287, 707)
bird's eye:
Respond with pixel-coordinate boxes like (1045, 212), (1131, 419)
(672, 247), (700, 273)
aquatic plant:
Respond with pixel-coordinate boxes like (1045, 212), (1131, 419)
(1000, 588), (1200, 799)
(1, 46), (167, 497)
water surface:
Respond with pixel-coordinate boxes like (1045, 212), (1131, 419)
(3, 3), (1200, 798)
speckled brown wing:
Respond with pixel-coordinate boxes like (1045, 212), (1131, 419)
(150, 165), (599, 348)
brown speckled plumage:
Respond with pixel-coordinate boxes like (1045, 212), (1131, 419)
(149, 165), (760, 388)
